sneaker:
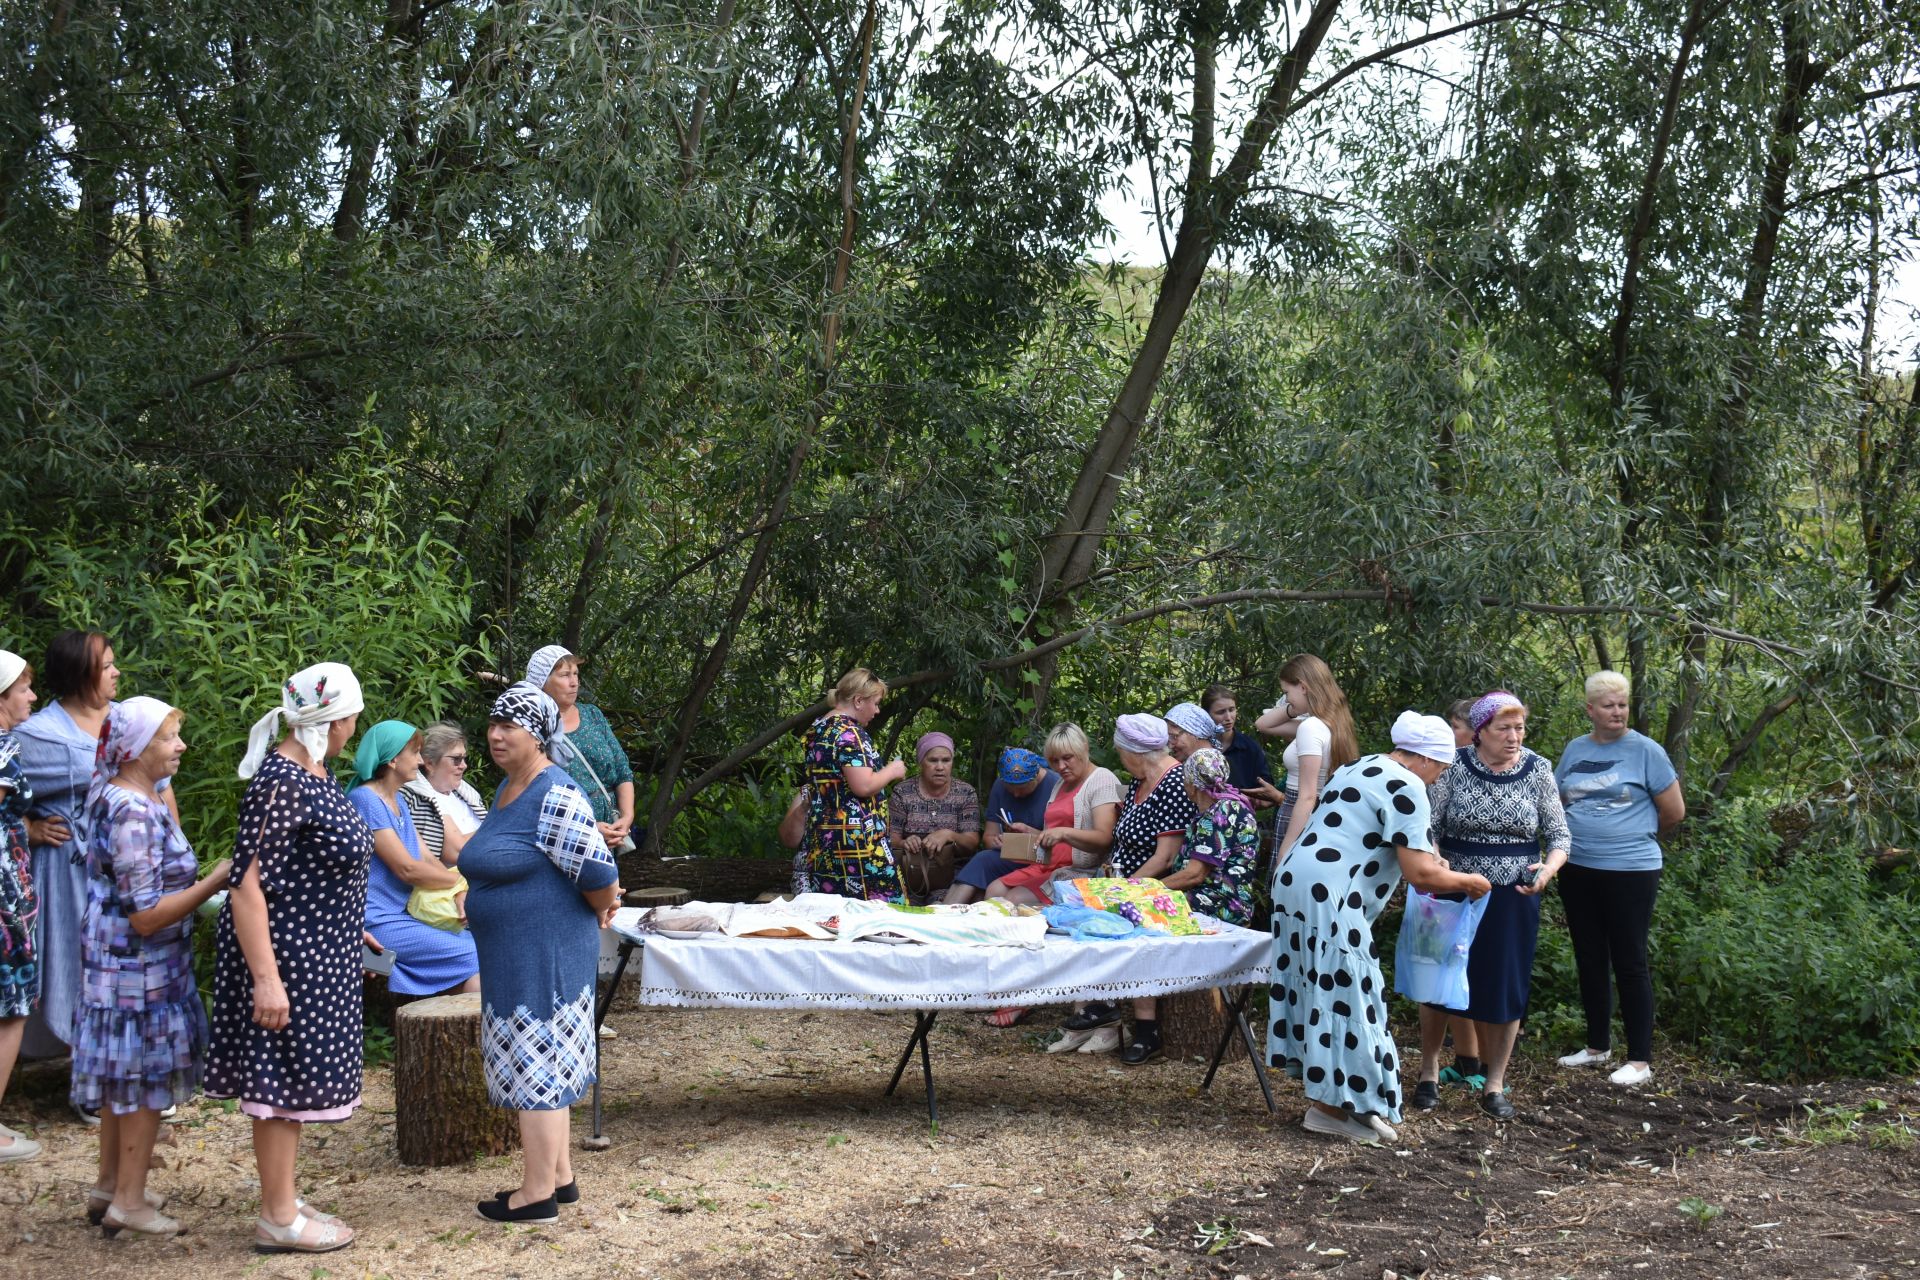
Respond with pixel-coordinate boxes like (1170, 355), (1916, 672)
(1557, 1047), (1613, 1069)
(1480, 1090), (1517, 1120)
(1608, 1062), (1653, 1087)
(1302, 1107), (1378, 1143)
(1076, 1025), (1122, 1054)
(1411, 1080), (1440, 1111)
(0, 1132), (42, 1164)
(1045, 1026), (1096, 1054)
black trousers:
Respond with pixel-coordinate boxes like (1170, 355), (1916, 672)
(1556, 863), (1661, 1062)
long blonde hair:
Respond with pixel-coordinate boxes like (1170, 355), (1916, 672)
(1280, 653), (1358, 773)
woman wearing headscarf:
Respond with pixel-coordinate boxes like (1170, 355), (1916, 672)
(463, 684), (620, 1224)
(803, 669), (906, 901)
(0, 650), (41, 1163)
(1270, 713), (1491, 1144)
(885, 732), (980, 903)
(1412, 691), (1570, 1120)
(1254, 654), (1359, 863)
(527, 646), (634, 850)
(1119, 747), (1263, 1065)
(1163, 702), (1222, 763)
(205, 663), (369, 1255)
(348, 721), (479, 999)
(946, 746), (1062, 903)
(1047, 715), (1197, 1054)
(72, 698), (229, 1237)
(400, 720), (488, 864)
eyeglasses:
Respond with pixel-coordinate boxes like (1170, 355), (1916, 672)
(444, 754), (469, 766)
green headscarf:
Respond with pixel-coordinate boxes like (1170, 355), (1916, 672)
(350, 719), (419, 790)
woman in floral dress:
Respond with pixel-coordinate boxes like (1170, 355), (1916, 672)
(0, 649), (41, 1163)
(72, 698), (229, 1237)
(803, 668), (905, 900)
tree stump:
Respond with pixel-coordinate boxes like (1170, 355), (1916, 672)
(1161, 987), (1243, 1063)
(623, 886), (691, 909)
(393, 993), (518, 1167)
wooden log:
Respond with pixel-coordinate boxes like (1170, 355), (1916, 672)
(623, 885), (691, 909)
(1161, 986), (1243, 1063)
(393, 993), (518, 1167)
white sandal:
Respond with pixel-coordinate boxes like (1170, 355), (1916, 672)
(254, 1208), (355, 1254)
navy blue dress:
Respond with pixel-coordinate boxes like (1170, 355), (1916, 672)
(462, 766), (617, 1111)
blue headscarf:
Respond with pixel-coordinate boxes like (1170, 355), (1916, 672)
(997, 747), (1045, 785)
(1165, 702), (1223, 746)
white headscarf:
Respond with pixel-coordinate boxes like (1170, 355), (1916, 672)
(524, 645), (575, 692)
(88, 695), (176, 814)
(1390, 711), (1458, 764)
(238, 662), (364, 779)
(0, 649), (25, 695)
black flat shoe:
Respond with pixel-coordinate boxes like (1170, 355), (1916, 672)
(1480, 1091), (1516, 1120)
(497, 1180), (577, 1205)
(1412, 1080), (1440, 1111)
(1062, 1004), (1120, 1032)
(1119, 1039), (1162, 1066)
(477, 1195), (558, 1224)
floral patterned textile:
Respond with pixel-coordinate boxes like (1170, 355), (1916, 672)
(71, 784), (208, 1114)
(803, 713), (900, 901)
(1056, 876), (1202, 936)
(0, 730), (37, 1018)
(1172, 796), (1261, 926)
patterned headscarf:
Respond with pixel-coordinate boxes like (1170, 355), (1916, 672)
(1165, 702), (1223, 746)
(1183, 746), (1243, 805)
(89, 695), (176, 815)
(491, 682), (568, 759)
(524, 644), (576, 691)
(1468, 690), (1526, 740)
(350, 719), (419, 791)
(997, 746), (1045, 785)
(239, 663), (363, 779)
(1112, 713), (1169, 755)
(916, 731), (955, 761)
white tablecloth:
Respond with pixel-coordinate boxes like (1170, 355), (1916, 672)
(611, 920), (1272, 1013)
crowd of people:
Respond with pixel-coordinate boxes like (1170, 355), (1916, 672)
(0, 633), (626, 1248)
(0, 632), (1688, 1251)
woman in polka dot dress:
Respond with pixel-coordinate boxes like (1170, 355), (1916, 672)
(205, 663), (369, 1255)
(1267, 712), (1490, 1144)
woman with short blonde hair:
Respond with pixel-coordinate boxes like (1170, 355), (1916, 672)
(801, 668), (905, 900)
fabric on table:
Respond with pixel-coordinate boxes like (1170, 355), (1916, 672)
(803, 713), (900, 901)
(463, 766), (617, 1111)
(349, 785), (479, 996)
(622, 913), (1270, 1011)
(1267, 753), (1426, 1124)
(206, 751), (373, 1116)
(0, 729), (37, 1019)
(71, 783), (208, 1115)
(1054, 876), (1202, 936)
(832, 898), (1048, 947)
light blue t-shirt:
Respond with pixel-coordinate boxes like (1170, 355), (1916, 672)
(1554, 731), (1678, 871)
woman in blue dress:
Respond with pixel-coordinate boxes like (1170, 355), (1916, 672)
(1268, 713), (1490, 1144)
(463, 683), (620, 1225)
(346, 720), (479, 997)
(72, 698), (230, 1237)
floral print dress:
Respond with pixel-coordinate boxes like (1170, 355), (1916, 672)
(0, 730), (36, 1018)
(803, 713), (900, 901)
(1172, 795), (1261, 925)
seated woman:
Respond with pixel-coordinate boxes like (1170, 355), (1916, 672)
(348, 721), (479, 998)
(885, 732), (980, 903)
(1047, 715), (1197, 1055)
(1118, 746), (1263, 1064)
(401, 721), (488, 865)
(1163, 702), (1222, 762)
(945, 748), (1059, 904)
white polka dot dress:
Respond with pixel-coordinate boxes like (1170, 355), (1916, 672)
(1267, 754), (1432, 1124)
(205, 751), (373, 1114)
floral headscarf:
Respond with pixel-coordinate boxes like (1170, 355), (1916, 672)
(997, 747), (1045, 785)
(239, 662), (363, 779)
(1183, 746), (1244, 805)
(1468, 690), (1526, 742)
(89, 695), (175, 815)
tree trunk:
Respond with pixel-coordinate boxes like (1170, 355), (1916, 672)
(393, 993), (519, 1167)
(1161, 987), (1241, 1063)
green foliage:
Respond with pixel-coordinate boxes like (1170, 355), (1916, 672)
(1677, 1196), (1724, 1230)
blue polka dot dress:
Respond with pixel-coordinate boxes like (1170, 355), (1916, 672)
(1267, 754), (1432, 1124)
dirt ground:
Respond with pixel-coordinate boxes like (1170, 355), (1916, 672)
(1, 1002), (1916, 1280)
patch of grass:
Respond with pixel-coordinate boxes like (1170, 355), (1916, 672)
(1677, 1196), (1724, 1229)
(825, 1132), (849, 1148)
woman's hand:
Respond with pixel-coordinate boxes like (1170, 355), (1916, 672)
(1003, 821), (1037, 835)
(1244, 778), (1287, 807)
(203, 859), (233, 891)
(901, 833), (926, 856)
(597, 817), (632, 843)
(598, 886), (624, 928)
(883, 758), (907, 786)
(1517, 861), (1561, 896)
(252, 973), (291, 1031)
(26, 814), (71, 846)
(1036, 827), (1073, 847)
(1459, 873), (1493, 900)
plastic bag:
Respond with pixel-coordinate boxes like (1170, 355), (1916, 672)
(407, 877), (468, 933)
(1041, 904), (1144, 941)
(1392, 886), (1489, 1008)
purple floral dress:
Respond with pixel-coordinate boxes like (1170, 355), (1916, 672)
(71, 784), (208, 1113)
(0, 730), (36, 1018)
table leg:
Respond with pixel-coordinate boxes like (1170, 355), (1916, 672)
(1200, 987), (1276, 1114)
(587, 940), (637, 1148)
(883, 1011), (940, 1125)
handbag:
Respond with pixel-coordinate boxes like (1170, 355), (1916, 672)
(1392, 886), (1490, 1008)
(898, 838), (957, 900)
(560, 736), (638, 855)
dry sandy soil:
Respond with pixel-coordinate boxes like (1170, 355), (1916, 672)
(1, 1002), (1916, 1279)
